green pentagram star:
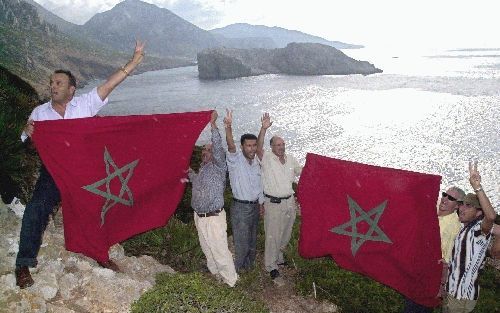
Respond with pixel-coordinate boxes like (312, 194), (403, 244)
(82, 147), (139, 226)
(330, 195), (392, 256)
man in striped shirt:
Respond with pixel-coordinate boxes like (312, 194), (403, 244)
(444, 162), (496, 313)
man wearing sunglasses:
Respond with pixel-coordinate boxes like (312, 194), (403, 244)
(403, 186), (465, 313)
(444, 162), (496, 313)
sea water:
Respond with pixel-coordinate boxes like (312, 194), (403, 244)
(80, 47), (500, 208)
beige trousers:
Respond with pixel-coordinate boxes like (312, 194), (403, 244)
(442, 293), (477, 313)
(194, 210), (238, 287)
(264, 197), (297, 272)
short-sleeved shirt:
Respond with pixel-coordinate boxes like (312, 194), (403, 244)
(260, 151), (302, 197)
(446, 219), (492, 300)
(438, 212), (461, 262)
(21, 87), (107, 141)
(226, 151), (263, 204)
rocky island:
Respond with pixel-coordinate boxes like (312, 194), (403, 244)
(197, 42), (382, 80)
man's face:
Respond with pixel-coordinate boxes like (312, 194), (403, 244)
(50, 73), (75, 104)
(201, 143), (213, 164)
(438, 188), (461, 215)
(271, 137), (286, 158)
(241, 139), (257, 160)
(458, 202), (481, 223)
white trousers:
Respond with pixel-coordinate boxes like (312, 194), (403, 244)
(264, 197), (297, 272)
(194, 210), (238, 287)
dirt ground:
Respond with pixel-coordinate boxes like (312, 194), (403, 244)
(257, 267), (337, 313)
(231, 252), (338, 313)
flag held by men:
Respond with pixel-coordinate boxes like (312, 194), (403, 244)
(32, 111), (211, 263)
(297, 153), (442, 307)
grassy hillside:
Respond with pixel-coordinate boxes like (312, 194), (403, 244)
(0, 0), (193, 97)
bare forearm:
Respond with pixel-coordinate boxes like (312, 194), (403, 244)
(97, 59), (141, 100)
(477, 190), (496, 222)
(225, 126), (236, 153)
(256, 127), (266, 159)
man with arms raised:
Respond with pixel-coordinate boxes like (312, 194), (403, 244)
(223, 109), (263, 273)
(15, 41), (145, 289)
(256, 113), (302, 280)
(188, 110), (238, 287)
(444, 161), (496, 313)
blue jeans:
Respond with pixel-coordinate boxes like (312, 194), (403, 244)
(403, 297), (432, 313)
(16, 166), (60, 268)
(230, 201), (259, 272)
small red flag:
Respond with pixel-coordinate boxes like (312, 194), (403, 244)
(32, 111), (211, 263)
(297, 153), (442, 307)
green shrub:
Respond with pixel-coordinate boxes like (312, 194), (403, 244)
(131, 272), (269, 313)
(475, 264), (500, 312)
(123, 217), (205, 272)
(0, 65), (40, 203)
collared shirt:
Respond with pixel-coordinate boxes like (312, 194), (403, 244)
(261, 150), (302, 197)
(446, 219), (492, 300)
(21, 87), (107, 141)
(438, 212), (461, 262)
(226, 151), (263, 204)
(189, 128), (226, 213)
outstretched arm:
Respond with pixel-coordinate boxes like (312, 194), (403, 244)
(224, 109), (236, 153)
(257, 112), (272, 161)
(210, 110), (226, 170)
(97, 40), (145, 101)
(468, 161), (496, 234)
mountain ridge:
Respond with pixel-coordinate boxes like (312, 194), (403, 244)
(210, 23), (363, 49)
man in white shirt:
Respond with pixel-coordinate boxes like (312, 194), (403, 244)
(256, 113), (302, 280)
(15, 41), (145, 289)
(223, 109), (264, 273)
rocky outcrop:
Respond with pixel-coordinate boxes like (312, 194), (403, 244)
(0, 197), (175, 313)
(197, 42), (382, 80)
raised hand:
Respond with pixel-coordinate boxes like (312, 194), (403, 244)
(261, 113), (272, 129)
(223, 109), (233, 128)
(24, 119), (34, 137)
(468, 160), (481, 189)
(132, 40), (145, 64)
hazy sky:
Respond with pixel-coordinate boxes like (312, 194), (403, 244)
(34, 0), (500, 50)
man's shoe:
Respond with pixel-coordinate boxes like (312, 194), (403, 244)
(15, 266), (34, 289)
(270, 269), (280, 279)
(97, 259), (121, 272)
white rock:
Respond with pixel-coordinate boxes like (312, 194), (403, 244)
(58, 273), (79, 300)
(32, 272), (58, 300)
(92, 267), (116, 278)
(46, 303), (77, 313)
(75, 260), (93, 272)
(8, 197), (25, 218)
(0, 203), (175, 312)
(0, 273), (16, 291)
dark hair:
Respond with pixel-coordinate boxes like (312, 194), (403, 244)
(240, 133), (257, 145)
(53, 69), (77, 88)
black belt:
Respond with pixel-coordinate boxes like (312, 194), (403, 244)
(233, 198), (258, 204)
(264, 193), (292, 204)
(196, 208), (223, 218)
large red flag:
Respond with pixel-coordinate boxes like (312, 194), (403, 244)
(297, 153), (442, 307)
(32, 111), (211, 263)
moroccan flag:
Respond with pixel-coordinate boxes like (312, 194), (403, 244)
(32, 111), (211, 263)
(297, 153), (442, 307)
